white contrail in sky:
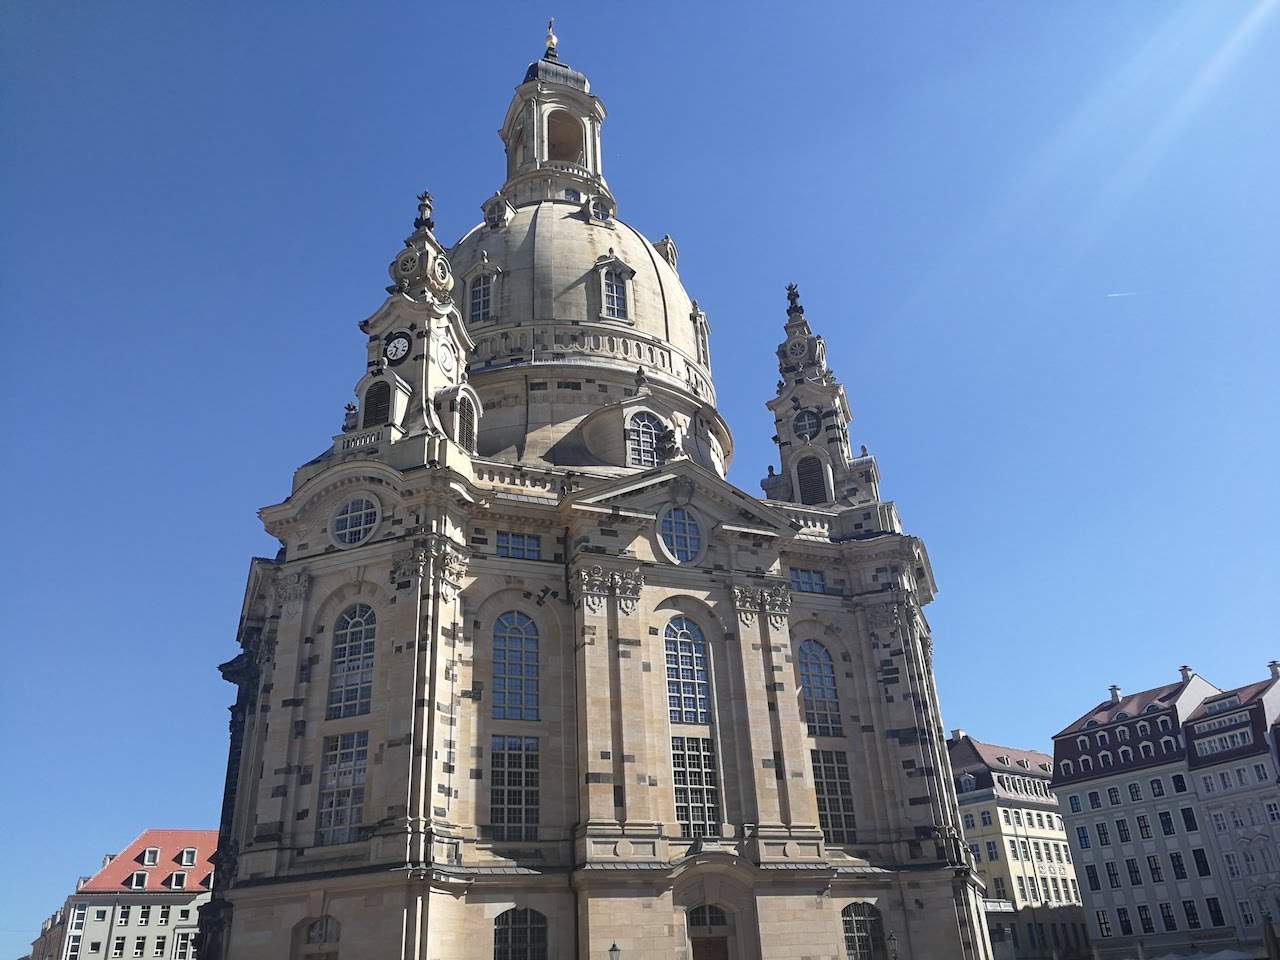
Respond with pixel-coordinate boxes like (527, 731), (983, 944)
(1105, 291), (1146, 298)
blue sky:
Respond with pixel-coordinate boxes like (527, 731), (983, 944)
(2, 1), (1277, 950)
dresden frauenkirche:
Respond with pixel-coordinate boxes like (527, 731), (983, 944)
(199, 28), (993, 960)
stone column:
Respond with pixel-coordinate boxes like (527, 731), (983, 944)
(757, 585), (822, 836)
(575, 563), (619, 837)
(730, 585), (784, 832)
(610, 567), (659, 831)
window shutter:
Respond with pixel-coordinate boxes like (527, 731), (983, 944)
(796, 456), (827, 505)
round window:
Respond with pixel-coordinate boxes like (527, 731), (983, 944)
(659, 507), (702, 563)
(332, 497), (379, 546)
(793, 409), (821, 441)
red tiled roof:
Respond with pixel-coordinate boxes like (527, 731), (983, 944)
(77, 829), (217, 894)
(1054, 680), (1186, 737)
(1187, 678), (1277, 721)
(960, 738), (1054, 774)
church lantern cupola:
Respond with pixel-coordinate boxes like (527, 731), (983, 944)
(498, 20), (613, 210)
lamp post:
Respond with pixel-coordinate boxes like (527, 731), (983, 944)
(608, 944), (621, 960)
(887, 931), (899, 960)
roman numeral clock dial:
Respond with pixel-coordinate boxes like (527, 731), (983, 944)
(383, 332), (411, 365)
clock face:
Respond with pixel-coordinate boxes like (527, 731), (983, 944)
(439, 339), (457, 374)
(384, 333), (411, 364)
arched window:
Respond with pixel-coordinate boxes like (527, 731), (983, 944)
(293, 915), (340, 960)
(1118, 746), (1133, 763)
(793, 409), (821, 441)
(627, 412), (664, 467)
(665, 616), (709, 724)
(458, 395), (477, 453)
(1080, 756), (1093, 772)
(1159, 736), (1176, 754)
(604, 270), (628, 319)
(797, 640), (842, 737)
(470, 274), (493, 323)
(660, 508), (702, 563)
(492, 612), (538, 721)
(1140, 742), (1155, 759)
(1099, 751), (1112, 768)
(327, 604), (375, 719)
(1157, 716), (1172, 732)
(796, 455), (827, 505)
(1137, 721), (1150, 737)
(1060, 760), (1074, 776)
(493, 907), (547, 960)
(842, 903), (887, 960)
(687, 905), (727, 929)
(1076, 737), (1089, 751)
(546, 110), (583, 163)
(362, 381), (391, 428)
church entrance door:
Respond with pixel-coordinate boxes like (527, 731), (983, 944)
(691, 937), (729, 960)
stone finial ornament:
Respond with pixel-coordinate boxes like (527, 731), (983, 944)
(414, 191), (435, 233)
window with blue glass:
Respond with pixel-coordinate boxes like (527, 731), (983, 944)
(665, 616), (709, 724)
(492, 611), (539, 720)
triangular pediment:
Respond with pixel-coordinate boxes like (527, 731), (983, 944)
(566, 458), (800, 539)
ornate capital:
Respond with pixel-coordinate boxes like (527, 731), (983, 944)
(391, 535), (469, 599)
(273, 569), (311, 622)
(610, 568), (644, 615)
(576, 564), (644, 615)
(863, 602), (897, 630)
(733, 584), (791, 629)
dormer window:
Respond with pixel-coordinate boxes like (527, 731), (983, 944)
(590, 197), (612, 222)
(1076, 737), (1089, 751)
(142, 848), (159, 867)
(179, 848), (197, 867)
(627, 412), (665, 467)
(1157, 716), (1172, 732)
(170, 872), (187, 890)
(959, 773), (976, 792)
(604, 270), (627, 319)
(128, 872), (147, 890)
(469, 274), (492, 323)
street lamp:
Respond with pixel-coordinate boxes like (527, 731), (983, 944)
(886, 931), (899, 960)
(608, 944), (621, 960)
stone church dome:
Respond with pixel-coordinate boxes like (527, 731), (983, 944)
(440, 43), (729, 474)
(449, 201), (705, 392)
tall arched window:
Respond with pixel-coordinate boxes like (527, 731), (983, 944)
(492, 611), (539, 720)
(470, 274), (492, 323)
(458, 396), (477, 453)
(604, 270), (628, 319)
(796, 455), (827, 505)
(798, 640), (842, 737)
(665, 616), (709, 724)
(493, 907), (547, 960)
(842, 903), (887, 960)
(362, 381), (391, 428)
(327, 604), (375, 719)
(627, 412), (663, 467)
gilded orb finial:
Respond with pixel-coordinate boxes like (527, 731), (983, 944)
(545, 18), (559, 58)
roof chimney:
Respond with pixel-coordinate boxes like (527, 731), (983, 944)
(1108, 684), (1122, 704)
(1180, 665), (1194, 682)
(1269, 660), (1280, 680)
(950, 728), (966, 742)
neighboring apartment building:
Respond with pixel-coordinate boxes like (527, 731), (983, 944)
(949, 732), (1089, 959)
(28, 906), (67, 960)
(1186, 664), (1280, 939)
(28, 829), (215, 960)
(1053, 665), (1259, 958)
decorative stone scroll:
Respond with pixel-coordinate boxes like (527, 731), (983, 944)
(273, 569), (312, 622)
(576, 564), (644, 615)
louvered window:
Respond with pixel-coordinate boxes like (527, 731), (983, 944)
(796, 455), (827, 505)
(458, 396), (476, 453)
(362, 381), (391, 427)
